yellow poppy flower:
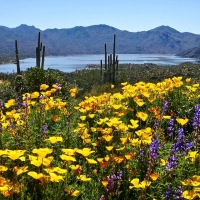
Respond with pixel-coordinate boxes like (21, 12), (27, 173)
(70, 88), (77, 97)
(112, 104), (122, 110)
(91, 127), (97, 132)
(136, 112), (148, 121)
(134, 97), (145, 107)
(185, 151), (199, 162)
(102, 180), (108, 187)
(4, 99), (15, 108)
(176, 118), (189, 126)
(76, 148), (95, 157)
(149, 173), (159, 181)
(121, 82), (128, 86)
(0, 165), (8, 172)
(116, 146), (125, 151)
(186, 78), (191, 83)
(97, 158), (104, 162)
(125, 153), (135, 160)
(60, 155), (76, 162)
(71, 190), (80, 196)
(31, 92), (39, 99)
(130, 138), (140, 146)
(44, 136), (63, 144)
(113, 155), (124, 164)
(88, 114), (95, 118)
(128, 119), (139, 129)
(32, 148), (53, 158)
(163, 116), (171, 119)
(120, 137), (128, 145)
(80, 116), (86, 121)
(30, 159), (42, 167)
(130, 178), (151, 189)
(86, 158), (97, 164)
(102, 135), (113, 142)
(49, 172), (64, 182)
(40, 84), (49, 90)
(52, 115), (60, 122)
(77, 175), (91, 182)
(7, 150), (26, 160)
(15, 166), (28, 176)
(160, 159), (166, 166)
(105, 146), (113, 151)
(182, 190), (198, 199)
(69, 165), (82, 171)
(28, 171), (44, 179)
(42, 156), (54, 167)
(52, 167), (67, 174)
(62, 148), (77, 156)
(104, 155), (110, 162)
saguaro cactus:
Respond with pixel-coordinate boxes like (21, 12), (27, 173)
(102, 34), (118, 84)
(36, 32), (45, 69)
(15, 40), (20, 74)
(41, 46), (45, 70)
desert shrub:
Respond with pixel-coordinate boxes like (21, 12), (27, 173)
(21, 67), (72, 101)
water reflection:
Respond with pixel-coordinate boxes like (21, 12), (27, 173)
(0, 54), (199, 73)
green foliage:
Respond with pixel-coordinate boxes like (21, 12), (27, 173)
(21, 67), (72, 101)
(0, 80), (16, 104)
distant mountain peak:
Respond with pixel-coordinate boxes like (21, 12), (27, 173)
(150, 25), (180, 33)
(15, 24), (38, 30)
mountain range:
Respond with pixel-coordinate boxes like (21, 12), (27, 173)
(1, 24), (200, 60)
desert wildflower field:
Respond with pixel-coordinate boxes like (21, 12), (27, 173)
(0, 72), (200, 199)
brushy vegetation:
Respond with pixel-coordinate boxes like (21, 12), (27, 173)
(0, 63), (200, 199)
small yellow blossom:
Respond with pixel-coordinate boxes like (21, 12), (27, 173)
(45, 136), (63, 144)
(40, 84), (49, 90)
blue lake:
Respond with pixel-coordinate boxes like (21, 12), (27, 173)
(0, 54), (199, 73)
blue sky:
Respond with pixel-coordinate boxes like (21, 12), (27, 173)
(1, 0), (199, 34)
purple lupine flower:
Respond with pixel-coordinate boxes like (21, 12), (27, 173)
(162, 101), (169, 115)
(39, 95), (44, 99)
(66, 121), (70, 126)
(43, 124), (48, 131)
(192, 102), (200, 129)
(0, 101), (4, 107)
(175, 186), (184, 200)
(22, 102), (28, 107)
(56, 83), (61, 90)
(165, 184), (174, 200)
(105, 171), (123, 195)
(166, 155), (178, 171)
(149, 135), (159, 160)
(23, 97), (31, 101)
(170, 128), (186, 154)
(140, 148), (145, 156)
(167, 117), (175, 137)
(41, 124), (48, 138)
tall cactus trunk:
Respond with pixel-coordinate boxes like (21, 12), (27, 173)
(116, 55), (119, 75)
(104, 43), (107, 71)
(36, 32), (41, 67)
(41, 46), (45, 70)
(15, 40), (20, 74)
(100, 60), (102, 75)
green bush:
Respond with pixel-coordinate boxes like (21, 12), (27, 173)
(21, 67), (72, 101)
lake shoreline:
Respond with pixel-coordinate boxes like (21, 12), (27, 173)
(0, 54), (199, 74)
